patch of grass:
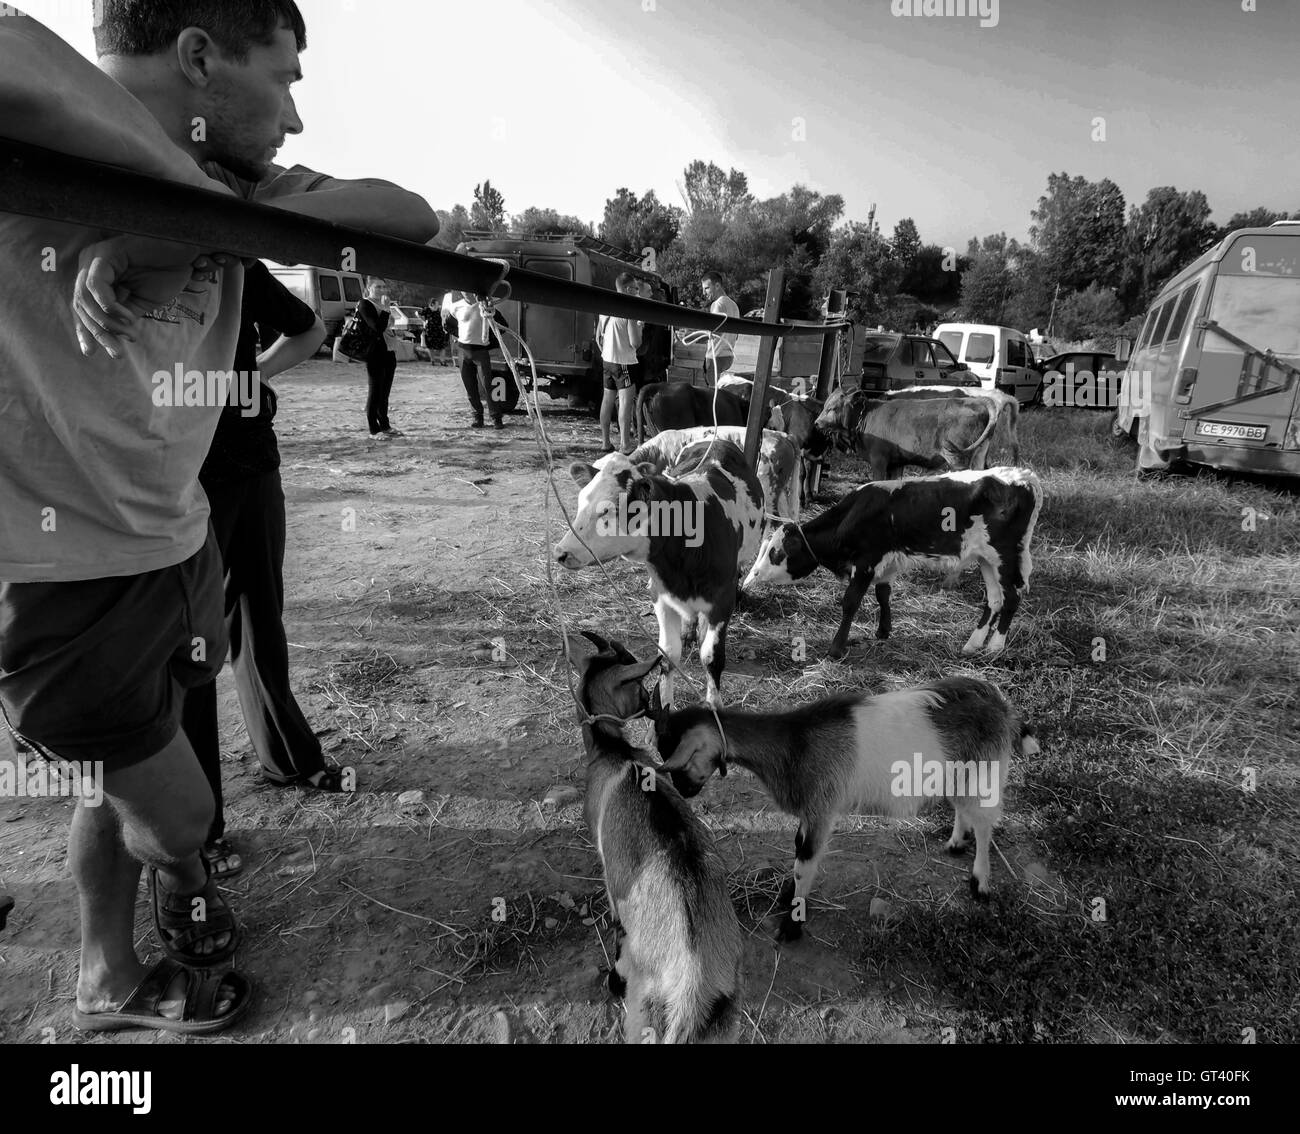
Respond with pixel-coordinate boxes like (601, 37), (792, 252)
(863, 772), (1298, 1043)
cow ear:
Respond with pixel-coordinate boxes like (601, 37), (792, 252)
(570, 462), (597, 487)
(769, 403), (786, 432)
(634, 461), (658, 479)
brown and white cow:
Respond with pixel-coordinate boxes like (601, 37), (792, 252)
(816, 387), (997, 479)
(611, 426), (802, 524)
(555, 440), (764, 707)
(887, 386), (1021, 464)
(742, 467), (1043, 659)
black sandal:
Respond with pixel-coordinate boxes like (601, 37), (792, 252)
(72, 958), (253, 1035)
(201, 838), (244, 880)
(148, 863), (240, 967)
(263, 765), (351, 793)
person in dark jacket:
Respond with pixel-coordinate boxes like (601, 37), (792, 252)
(358, 277), (400, 438)
(180, 262), (348, 879)
(633, 278), (672, 387)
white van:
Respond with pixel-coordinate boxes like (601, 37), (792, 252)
(933, 322), (1042, 405)
(262, 262), (366, 343)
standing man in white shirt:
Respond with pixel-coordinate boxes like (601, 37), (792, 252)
(701, 269), (739, 378)
(443, 289), (507, 428)
(596, 272), (643, 453)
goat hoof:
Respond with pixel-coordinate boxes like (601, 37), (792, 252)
(775, 916), (804, 944)
(968, 877), (990, 902)
(607, 969), (627, 998)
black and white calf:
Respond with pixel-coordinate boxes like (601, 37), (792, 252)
(656, 675), (1039, 941)
(743, 467), (1043, 659)
(555, 439), (764, 706)
(571, 632), (742, 1041)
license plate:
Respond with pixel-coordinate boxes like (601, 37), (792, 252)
(1195, 420), (1267, 441)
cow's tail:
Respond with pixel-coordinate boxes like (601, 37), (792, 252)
(959, 402), (999, 456)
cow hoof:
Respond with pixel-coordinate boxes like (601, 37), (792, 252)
(968, 877), (990, 902)
(961, 641), (981, 656)
(826, 643), (849, 662)
(945, 837), (968, 856)
(776, 877), (796, 909)
(608, 968), (627, 998)
(875, 628), (890, 640)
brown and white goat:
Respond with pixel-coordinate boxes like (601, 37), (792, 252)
(570, 631), (743, 1042)
(656, 675), (1038, 942)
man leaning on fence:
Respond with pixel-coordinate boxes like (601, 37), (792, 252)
(0, 1), (438, 1036)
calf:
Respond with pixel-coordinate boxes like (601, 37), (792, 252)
(618, 426), (802, 523)
(888, 386), (1021, 463)
(816, 387), (997, 479)
(569, 631), (742, 1041)
(555, 439), (764, 706)
(635, 382), (748, 443)
(743, 466), (1043, 659)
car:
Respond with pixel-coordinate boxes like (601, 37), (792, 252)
(262, 262), (365, 343)
(933, 322), (1042, 406)
(1037, 351), (1122, 409)
(388, 305), (426, 343)
(855, 332), (982, 393)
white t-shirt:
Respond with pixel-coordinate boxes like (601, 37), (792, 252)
(597, 314), (643, 365)
(709, 295), (740, 357)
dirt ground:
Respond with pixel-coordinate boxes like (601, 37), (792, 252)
(0, 357), (1109, 1044)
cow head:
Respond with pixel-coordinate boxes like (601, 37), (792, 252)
(742, 522), (821, 588)
(815, 387), (874, 451)
(768, 396), (827, 455)
(554, 456), (658, 569)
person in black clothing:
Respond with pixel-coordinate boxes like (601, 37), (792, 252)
(180, 262), (346, 879)
(358, 277), (400, 438)
(421, 295), (452, 366)
(632, 278), (672, 388)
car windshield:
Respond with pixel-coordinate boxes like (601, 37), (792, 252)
(965, 333), (996, 364)
(861, 335), (898, 363)
(1207, 275), (1300, 360)
(937, 331), (963, 358)
(933, 342), (960, 367)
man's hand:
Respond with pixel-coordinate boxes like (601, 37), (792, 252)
(72, 235), (239, 360)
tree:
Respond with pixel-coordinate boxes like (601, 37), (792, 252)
(470, 179), (506, 232)
(510, 206), (593, 237)
(901, 243), (966, 308)
(432, 203), (471, 249)
(959, 255), (1013, 324)
(1055, 283), (1124, 346)
(1029, 172), (1127, 293)
(1218, 206), (1290, 238)
(811, 211), (901, 325)
(1119, 186), (1218, 314)
(598, 188), (682, 256)
(891, 217), (921, 273)
(681, 160), (752, 221)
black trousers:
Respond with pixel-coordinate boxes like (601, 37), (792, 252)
(181, 468), (323, 841)
(458, 343), (500, 422)
(365, 349), (397, 433)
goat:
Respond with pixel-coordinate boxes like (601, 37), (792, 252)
(655, 675), (1039, 942)
(570, 630), (743, 1041)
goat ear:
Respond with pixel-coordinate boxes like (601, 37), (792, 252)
(620, 655), (661, 684)
(569, 462), (598, 487)
(649, 683), (668, 735)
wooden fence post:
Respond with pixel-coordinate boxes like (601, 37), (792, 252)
(805, 289), (846, 499)
(743, 268), (785, 471)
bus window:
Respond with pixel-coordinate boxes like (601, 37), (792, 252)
(343, 277), (363, 303)
(1163, 286), (1198, 345)
(318, 275), (341, 303)
(1131, 307), (1158, 355)
(1148, 298), (1175, 347)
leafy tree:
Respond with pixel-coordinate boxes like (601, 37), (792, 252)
(682, 160), (752, 221)
(1119, 186), (1218, 314)
(1029, 173), (1126, 292)
(1217, 206), (1290, 238)
(471, 179), (507, 232)
(811, 211), (901, 325)
(1054, 283), (1125, 345)
(891, 217), (921, 273)
(510, 206), (593, 237)
(902, 243), (966, 308)
(599, 188), (682, 256)
(432, 203), (471, 249)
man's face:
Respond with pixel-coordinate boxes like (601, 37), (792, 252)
(702, 277), (721, 303)
(198, 26), (304, 180)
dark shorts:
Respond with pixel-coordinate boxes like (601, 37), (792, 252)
(0, 528), (228, 771)
(603, 364), (634, 391)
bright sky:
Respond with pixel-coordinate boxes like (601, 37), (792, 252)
(32, 0), (1298, 250)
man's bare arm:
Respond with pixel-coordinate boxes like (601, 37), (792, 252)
(0, 9), (217, 190)
(261, 186), (439, 243)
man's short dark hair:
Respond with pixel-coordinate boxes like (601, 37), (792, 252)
(95, 0), (307, 60)
(702, 269), (725, 288)
(615, 271), (638, 291)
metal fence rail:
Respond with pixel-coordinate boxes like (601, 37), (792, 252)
(0, 137), (845, 341)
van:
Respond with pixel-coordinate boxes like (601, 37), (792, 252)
(261, 262), (365, 342)
(455, 232), (675, 404)
(933, 322), (1041, 405)
(1114, 223), (1300, 477)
